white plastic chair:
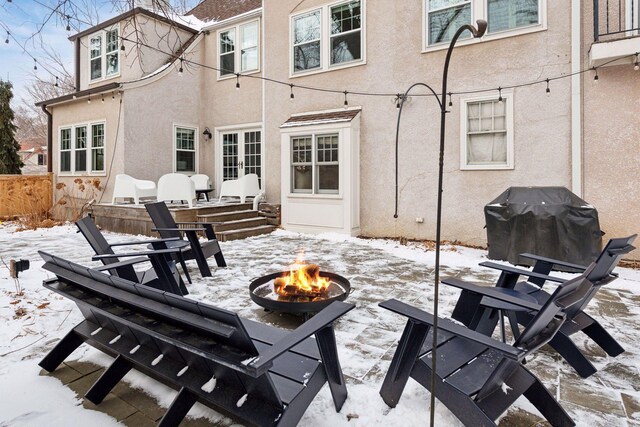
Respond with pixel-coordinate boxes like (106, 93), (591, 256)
(112, 174), (157, 205)
(157, 173), (197, 208)
(218, 173), (260, 204)
(190, 174), (213, 201)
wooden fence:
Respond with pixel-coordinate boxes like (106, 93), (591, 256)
(0, 174), (53, 219)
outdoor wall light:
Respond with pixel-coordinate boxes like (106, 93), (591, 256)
(202, 127), (212, 141)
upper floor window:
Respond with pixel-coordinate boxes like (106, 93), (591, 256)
(424, 0), (544, 48)
(90, 27), (119, 81)
(174, 126), (197, 173)
(460, 93), (514, 170)
(219, 20), (260, 78)
(59, 122), (106, 175)
(292, 0), (364, 75)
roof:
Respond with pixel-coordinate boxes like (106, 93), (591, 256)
(281, 109), (361, 128)
(188, 0), (262, 22)
(68, 7), (197, 41)
(36, 82), (121, 107)
(19, 137), (47, 152)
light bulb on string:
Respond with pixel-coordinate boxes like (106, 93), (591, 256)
(593, 68), (599, 82)
(5, 31), (9, 44)
(395, 93), (401, 109)
(289, 84), (295, 101)
(178, 58), (184, 75)
(343, 90), (349, 108)
(235, 73), (240, 90)
(66, 16), (71, 31)
(33, 59), (37, 71)
(55, 76), (59, 87)
(101, 94), (104, 103)
(545, 78), (550, 95)
(112, 91), (115, 100)
(448, 92), (453, 107)
(121, 37), (125, 51)
(634, 54), (639, 71)
(497, 87), (503, 104)
(88, 95), (91, 104)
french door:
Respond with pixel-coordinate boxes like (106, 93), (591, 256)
(220, 128), (262, 186)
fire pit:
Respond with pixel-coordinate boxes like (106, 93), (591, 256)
(249, 258), (350, 319)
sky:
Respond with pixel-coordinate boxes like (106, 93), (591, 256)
(0, 0), (198, 108)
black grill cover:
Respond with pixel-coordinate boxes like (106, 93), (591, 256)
(485, 187), (603, 267)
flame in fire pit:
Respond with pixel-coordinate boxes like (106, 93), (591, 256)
(274, 253), (331, 299)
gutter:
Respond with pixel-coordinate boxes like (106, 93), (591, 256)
(571, 0), (583, 196)
(41, 104), (53, 173)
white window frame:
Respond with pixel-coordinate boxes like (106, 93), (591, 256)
(289, 132), (340, 195)
(58, 121), (107, 176)
(217, 19), (261, 80)
(627, 0), (639, 35)
(173, 124), (199, 174)
(88, 26), (120, 83)
(290, 0), (366, 78)
(423, 0), (547, 52)
(460, 91), (514, 170)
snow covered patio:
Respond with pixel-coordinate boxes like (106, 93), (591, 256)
(1, 224), (639, 426)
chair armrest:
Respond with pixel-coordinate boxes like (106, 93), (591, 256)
(442, 278), (543, 311)
(379, 299), (525, 361)
(92, 248), (180, 260)
(479, 261), (567, 283)
(108, 237), (182, 247)
(246, 301), (355, 376)
(519, 253), (588, 272)
(93, 257), (150, 271)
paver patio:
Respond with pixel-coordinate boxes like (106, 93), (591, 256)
(1, 224), (639, 426)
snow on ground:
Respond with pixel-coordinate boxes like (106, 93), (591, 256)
(1, 223), (639, 426)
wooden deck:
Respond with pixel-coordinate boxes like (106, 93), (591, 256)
(91, 201), (279, 240)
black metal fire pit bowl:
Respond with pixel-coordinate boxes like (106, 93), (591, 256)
(249, 271), (351, 317)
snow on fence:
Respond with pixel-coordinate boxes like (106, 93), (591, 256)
(0, 174), (53, 219)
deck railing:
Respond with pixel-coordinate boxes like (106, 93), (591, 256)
(594, 0), (640, 41)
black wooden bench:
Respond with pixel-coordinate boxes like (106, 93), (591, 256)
(38, 251), (354, 426)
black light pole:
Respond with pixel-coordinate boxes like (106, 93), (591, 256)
(430, 20), (487, 427)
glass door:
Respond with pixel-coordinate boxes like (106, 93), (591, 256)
(220, 129), (262, 186)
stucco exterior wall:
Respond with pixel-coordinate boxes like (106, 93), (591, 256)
(263, 0), (572, 246)
(49, 97), (125, 204)
(581, 4), (640, 260)
(79, 17), (194, 91)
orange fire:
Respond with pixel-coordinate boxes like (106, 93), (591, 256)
(274, 253), (331, 298)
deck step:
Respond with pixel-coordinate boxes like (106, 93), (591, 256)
(198, 210), (257, 222)
(212, 217), (268, 232)
(196, 202), (253, 213)
(217, 225), (277, 242)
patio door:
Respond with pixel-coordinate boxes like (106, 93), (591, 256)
(220, 128), (262, 187)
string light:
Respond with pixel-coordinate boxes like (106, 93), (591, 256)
(112, 91), (115, 100)
(178, 58), (183, 75)
(545, 78), (550, 95)
(447, 92), (453, 107)
(343, 90), (349, 107)
(593, 68), (599, 82)
(395, 93), (401, 109)
(235, 73), (240, 90)
(497, 87), (503, 103)
(101, 94), (104, 103)
(4, 31), (8, 44)
(65, 15), (71, 32)
(55, 76), (59, 87)
(33, 58), (37, 71)
(634, 54), (639, 71)
(290, 84), (295, 101)
(87, 95), (91, 104)
(120, 37), (125, 51)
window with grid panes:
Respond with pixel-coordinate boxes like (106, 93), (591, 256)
(244, 131), (262, 187)
(60, 128), (71, 172)
(291, 136), (313, 192)
(462, 96), (513, 169)
(293, 11), (322, 72)
(175, 127), (196, 173)
(330, 1), (361, 65)
(219, 29), (235, 76)
(89, 28), (119, 81)
(75, 126), (87, 172)
(91, 124), (105, 172)
(316, 134), (339, 193)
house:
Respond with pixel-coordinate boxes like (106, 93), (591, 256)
(37, 0), (640, 258)
(18, 137), (48, 175)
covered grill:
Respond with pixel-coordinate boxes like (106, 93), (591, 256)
(484, 187), (603, 267)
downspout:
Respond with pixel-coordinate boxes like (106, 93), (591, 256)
(41, 104), (53, 173)
(571, 0), (583, 196)
(75, 39), (81, 90)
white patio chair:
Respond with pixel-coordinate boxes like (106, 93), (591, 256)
(190, 174), (213, 201)
(218, 173), (260, 204)
(112, 174), (157, 205)
(157, 173), (197, 208)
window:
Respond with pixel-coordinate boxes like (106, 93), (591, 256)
(460, 94), (513, 170)
(175, 126), (197, 173)
(59, 123), (106, 174)
(424, 0), (544, 48)
(291, 134), (339, 194)
(291, 1), (364, 75)
(218, 20), (259, 78)
(37, 154), (46, 166)
(89, 27), (119, 81)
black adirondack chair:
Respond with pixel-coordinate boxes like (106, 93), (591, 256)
(38, 251), (353, 427)
(379, 265), (595, 427)
(76, 216), (189, 295)
(448, 235), (636, 378)
(145, 201), (226, 278)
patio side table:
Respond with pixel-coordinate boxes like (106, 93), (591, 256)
(196, 189), (214, 201)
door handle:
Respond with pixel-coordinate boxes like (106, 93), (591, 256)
(238, 161), (244, 169)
